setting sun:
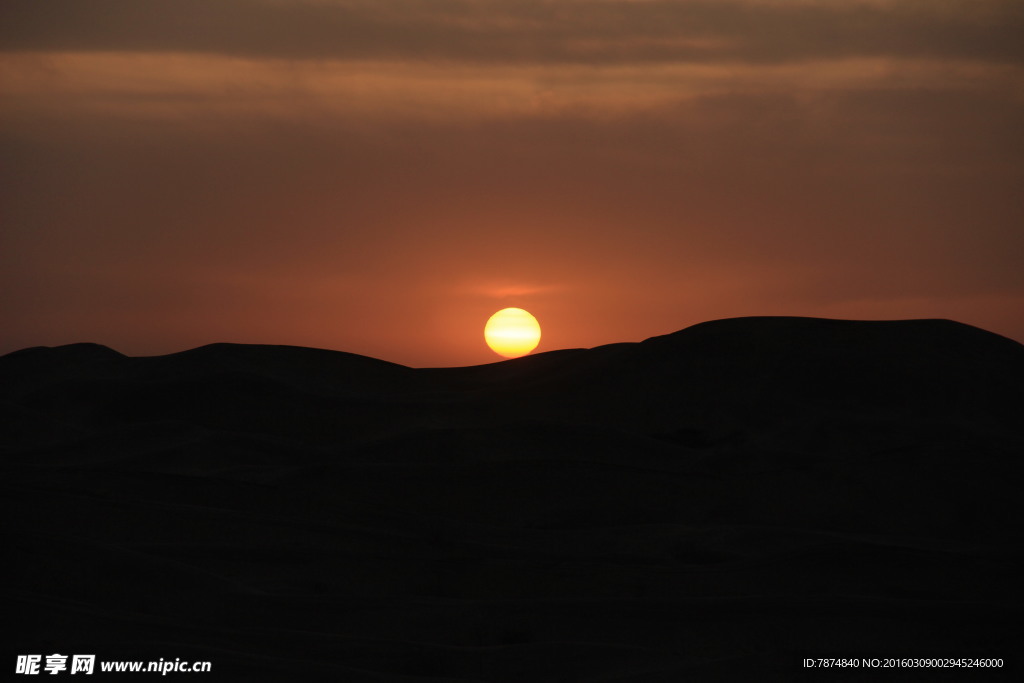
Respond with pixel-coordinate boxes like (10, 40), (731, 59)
(484, 308), (541, 359)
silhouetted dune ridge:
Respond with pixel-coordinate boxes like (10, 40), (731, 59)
(3, 317), (1022, 680)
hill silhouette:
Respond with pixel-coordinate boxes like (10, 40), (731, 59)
(4, 317), (1022, 680)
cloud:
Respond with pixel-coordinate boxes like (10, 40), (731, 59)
(2, 0), (1022, 65)
(465, 283), (566, 299)
(4, 50), (1021, 133)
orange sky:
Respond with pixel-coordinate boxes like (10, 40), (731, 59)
(2, 0), (1022, 366)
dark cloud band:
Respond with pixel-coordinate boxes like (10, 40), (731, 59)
(3, 0), (1022, 65)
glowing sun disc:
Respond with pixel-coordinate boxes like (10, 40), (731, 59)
(484, 308), (541, 358)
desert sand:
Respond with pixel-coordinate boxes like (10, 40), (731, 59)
(4, 317), (1022, 680)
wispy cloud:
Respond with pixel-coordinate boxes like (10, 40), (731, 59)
(467, 283), (566, 299)
(3, 0), (1022, 65)
(5, 50), (1020, 129)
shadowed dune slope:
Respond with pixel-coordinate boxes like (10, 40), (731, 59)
(3, 317), (1022, 681)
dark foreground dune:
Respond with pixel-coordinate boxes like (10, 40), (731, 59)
(3, 317), (1022, 680)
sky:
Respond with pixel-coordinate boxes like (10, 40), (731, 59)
(2, 0), (1022, 367)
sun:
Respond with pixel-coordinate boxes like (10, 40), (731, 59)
(484, 308), (541, 359)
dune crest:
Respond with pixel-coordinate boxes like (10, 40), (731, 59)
(4, 317), (1021, 679)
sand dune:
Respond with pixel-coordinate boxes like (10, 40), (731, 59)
(4, 317), (1022, 680)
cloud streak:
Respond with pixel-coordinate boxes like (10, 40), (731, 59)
(3, 0), (1023, 65)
